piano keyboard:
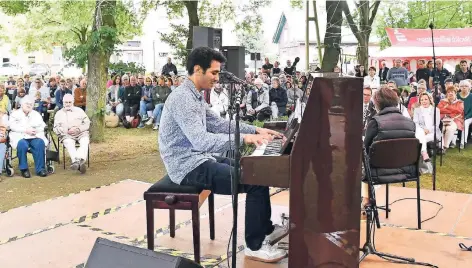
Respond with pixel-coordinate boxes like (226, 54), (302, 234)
(251, 139), (284, 156)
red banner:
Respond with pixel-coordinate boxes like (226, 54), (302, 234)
(386, 28), (472, 47)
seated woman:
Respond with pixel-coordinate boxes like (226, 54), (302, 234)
(438, 86), (464, 152)
(9, 96), (48, 178)
(54, 94), (91, 174)
(138, 76), (154, 128)
(147, 76), (171, 130)
(269, 77), (288, 118)
(362, 87), (416, 207)
(106, 75), (124, 117)
(457, 80), (472, 147)
(286, 81), (303, 109)
(413, 92), (441, 144)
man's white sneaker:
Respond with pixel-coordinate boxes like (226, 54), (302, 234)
(265, 224), (287, 243)
(244, 242), (287, 263)
(145, 118), (154, 125)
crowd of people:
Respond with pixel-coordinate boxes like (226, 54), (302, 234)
(1, 73), (90, 179)
(363, 58), (472, 155)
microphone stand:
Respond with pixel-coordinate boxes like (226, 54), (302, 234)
(221, 72), (243, 268)
(231, 82), (241, 268)
(429, 22), (438, 191)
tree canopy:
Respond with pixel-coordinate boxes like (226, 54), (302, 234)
(1, 0), (144, 68)
(375, 0), (472, 49)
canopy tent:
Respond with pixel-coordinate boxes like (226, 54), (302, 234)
(371, 27), (472, 60)
(372, 46), (472, 60)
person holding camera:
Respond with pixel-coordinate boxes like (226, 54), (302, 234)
(209, 83), (229, 118)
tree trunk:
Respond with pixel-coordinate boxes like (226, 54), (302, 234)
(184, 1), (199, 61)
(321, 0), (342, 72)
(357, 36), (369, 69)
(86, 0), (117, 143)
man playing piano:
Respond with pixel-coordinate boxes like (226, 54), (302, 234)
(158, 47), (287, 263)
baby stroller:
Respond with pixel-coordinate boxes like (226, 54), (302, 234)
(4, 127), (60, 177)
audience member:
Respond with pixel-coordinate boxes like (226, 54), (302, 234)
(138, 76), (155, 128)
(438, 86), (464, 151)
(413, 92), (440, 145)
(148, 76), (171, 129)
(55, 79), (73, 110)
(457, 80), (472, 146)
(74, 79), (87, 111)
(246, 78), (271, 121)
(0, 85), (10, 113)
(9, 96), (48, 178)
(269, 77), (288, 118)
(0, 111), (7, 178)
(209, 83), (228, 118)
(54, 94), (91, 173)
(123, 76), (142, 123)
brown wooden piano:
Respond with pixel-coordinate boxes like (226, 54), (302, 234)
(240, 74), (364, 268)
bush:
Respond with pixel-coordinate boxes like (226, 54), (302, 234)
(109, 61), (146, 76)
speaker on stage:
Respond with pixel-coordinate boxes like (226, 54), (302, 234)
(192, 26), (222, 51)
(84, 238), (203, 268)
(221, 46), (245, 79)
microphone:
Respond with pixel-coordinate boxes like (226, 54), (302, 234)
(219, 70), (248, 85)
(429, 22), (434, 30)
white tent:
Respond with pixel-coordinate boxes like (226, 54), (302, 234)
(372, 46), (472, 59)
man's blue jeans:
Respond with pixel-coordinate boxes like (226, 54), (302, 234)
(139, 100), (154, 117)
(17, 138), (45, 174)
(180, 156), (274, 251)
(153, 103), (164, 127)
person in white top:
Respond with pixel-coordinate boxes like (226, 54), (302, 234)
(54, 94), (90, 173)
(363, 66), (380, 92)
(9, 96), (49, 178)
(209, 83), (229, 118)
(413, 92), (441, 142)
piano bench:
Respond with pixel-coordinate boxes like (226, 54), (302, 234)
(143, 175), (215, 264)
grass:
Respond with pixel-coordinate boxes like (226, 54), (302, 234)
(412, 147), (472, 193)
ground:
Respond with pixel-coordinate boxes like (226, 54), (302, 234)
(0, 127), (471, 212)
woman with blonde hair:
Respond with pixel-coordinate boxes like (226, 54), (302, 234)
(413, 92), (440, 145)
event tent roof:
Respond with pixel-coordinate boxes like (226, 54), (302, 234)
(372, 46), (472, 59)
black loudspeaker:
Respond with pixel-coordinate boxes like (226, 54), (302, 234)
(192, 26), (223, 51)
(84, 238), (203, 268)
(250, 53), (261, 61)
(222, 46), (245, 79)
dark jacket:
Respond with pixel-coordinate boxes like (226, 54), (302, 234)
(379, 67), (389, 82)
(269, 87), (288, 109)
(364, 107), (417, 183)
(161, 63), (177, 76)
(152, 86), (172, 105)
(124, 85), (142, 106)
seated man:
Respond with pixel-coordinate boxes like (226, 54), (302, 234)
(9, 96), (48, 178)
(53, 94), (90, 173)
(159, 47), (286, 263)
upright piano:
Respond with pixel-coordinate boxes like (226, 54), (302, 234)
(240, 74), (364, 268)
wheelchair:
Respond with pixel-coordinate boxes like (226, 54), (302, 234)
(4, 126), (60, 177)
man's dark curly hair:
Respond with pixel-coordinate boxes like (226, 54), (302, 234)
(186, 47), (226, 75)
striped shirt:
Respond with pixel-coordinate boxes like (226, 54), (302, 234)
(158, 78), (256, 184)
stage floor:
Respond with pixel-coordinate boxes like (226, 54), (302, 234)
(0, 179), (471, 268)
